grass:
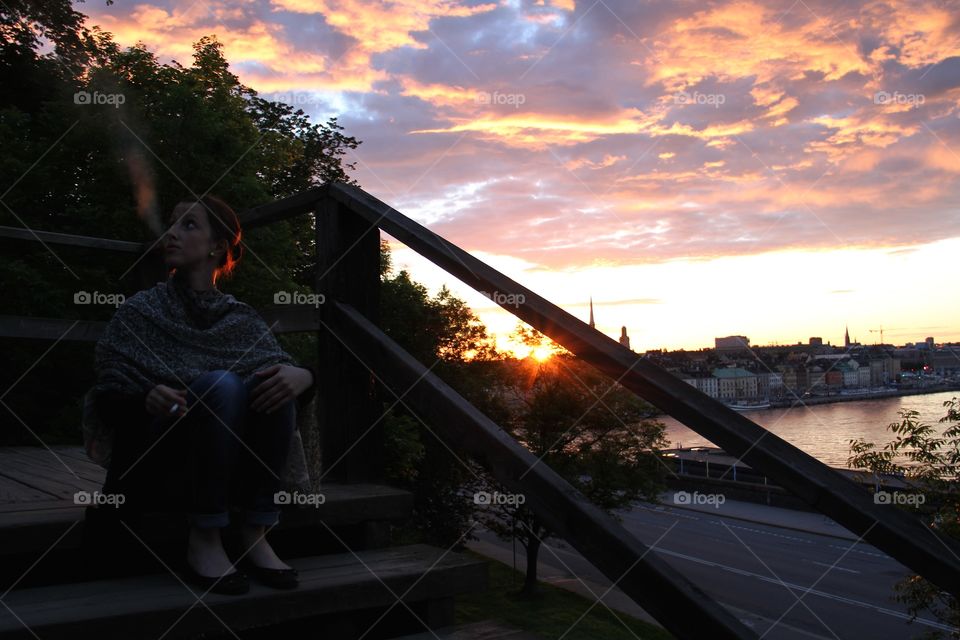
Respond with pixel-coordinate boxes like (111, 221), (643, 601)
(455, 550), (675, 639)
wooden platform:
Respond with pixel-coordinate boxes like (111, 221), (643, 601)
(0, 544), (488, 639)
(0, 446), (414, 556)
(0, 445), (106, 505)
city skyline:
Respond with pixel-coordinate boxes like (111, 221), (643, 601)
(77, 0), (960, 355)
(385, 235), (960, 355)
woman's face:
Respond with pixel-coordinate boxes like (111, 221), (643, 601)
(162, 202), (224, 269)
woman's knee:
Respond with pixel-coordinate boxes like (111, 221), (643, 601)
(186, 370), (248, 427)
(189, 370), (247, 403)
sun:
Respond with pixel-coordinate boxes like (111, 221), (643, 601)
(531, 345), (553, 361)
(502, 336), (557, 362)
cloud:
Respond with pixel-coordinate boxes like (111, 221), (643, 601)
(80, 0), (960, 272)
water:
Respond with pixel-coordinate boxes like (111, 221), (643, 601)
(659, 391), (959, 468)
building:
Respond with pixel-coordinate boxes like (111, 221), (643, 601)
(715, 335), (750, 354)
(754, 371), (784, 399)
(712, 367), (758, 400)
(681, 373), (719, 398)
(928, 346), (960, 377)
(867, 357), (900, 386)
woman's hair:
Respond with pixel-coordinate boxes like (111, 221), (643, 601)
(178, 195), (244, 282)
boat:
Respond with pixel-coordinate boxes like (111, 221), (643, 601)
(727, 400), (771, 411)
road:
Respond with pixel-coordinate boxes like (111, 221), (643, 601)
(471, 500), (956, 639)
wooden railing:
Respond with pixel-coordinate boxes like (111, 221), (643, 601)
(2, 181), (958, 639)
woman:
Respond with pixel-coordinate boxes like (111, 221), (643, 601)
(82, 195), (315, 595)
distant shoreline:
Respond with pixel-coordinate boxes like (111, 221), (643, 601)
(769, 384), (960, 408)
(645, 384), (960, 417)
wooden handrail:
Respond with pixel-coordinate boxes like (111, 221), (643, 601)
(329, 298), (758, 639)
(0, 226), (144, 253)
(324, 181), (960, 601)
(0, 307), (320, 341)
(0, 187), (326, 252)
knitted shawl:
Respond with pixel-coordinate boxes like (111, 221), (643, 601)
(80, 270), (310, 489)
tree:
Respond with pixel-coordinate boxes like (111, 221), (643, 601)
(848, 398), (960, 638)
(474, 323), (668, 597)
(0, 2), (359, 444)
(378, 241), (509, 547)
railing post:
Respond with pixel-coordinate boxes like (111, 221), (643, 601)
(314, 195), (383, 482)
(133, 246), (168, 292)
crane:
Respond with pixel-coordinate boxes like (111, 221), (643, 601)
(868, 325), (904, 345)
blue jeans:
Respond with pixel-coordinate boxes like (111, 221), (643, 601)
(148, 369), (297, 529)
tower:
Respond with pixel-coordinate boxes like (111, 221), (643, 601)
(845, 325), (850, 349)
(589, 296), (595, 328)
(620, 326), (631, 350)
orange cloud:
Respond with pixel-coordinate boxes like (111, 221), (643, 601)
(413, 102), (759, 147)
(88, 4), (387, 92)
(271, 0), (498, 53)
(861, 0), (960, 69)
(564, 154), (628, 170)
(86, 0), (498, 94)
(808, 114), (920, 163)
(648, 1), (870, 91)
(411, 109), (663, 146)
(398, 78), (483, 107)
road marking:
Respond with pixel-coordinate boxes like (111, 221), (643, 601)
(809, 560), (859, 574)
(827, 544), (887, 559)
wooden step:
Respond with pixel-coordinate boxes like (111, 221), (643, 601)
(392, 620), (546, 639)
(0, 544), (488, 639)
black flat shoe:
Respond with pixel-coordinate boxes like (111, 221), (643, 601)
(180, 560), (250, 595)
(238, 557), (299, 589)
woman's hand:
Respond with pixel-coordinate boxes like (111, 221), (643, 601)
(251, 364), (313, 414)
(146, 384), (188, 418)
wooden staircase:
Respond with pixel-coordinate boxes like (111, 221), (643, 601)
(4, 181), (957, 638)
(0, 446), (512, 639)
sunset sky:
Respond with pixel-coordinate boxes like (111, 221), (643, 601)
(77, 0), (960, 355)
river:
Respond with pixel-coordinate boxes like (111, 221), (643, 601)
(659, 390), (959, 468)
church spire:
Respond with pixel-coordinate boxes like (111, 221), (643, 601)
(589, 296), (595, 328)
(844, 324), (850, 348)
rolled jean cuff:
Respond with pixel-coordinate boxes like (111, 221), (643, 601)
(190, 512), (230, 529)
(245, 510), (280, 526)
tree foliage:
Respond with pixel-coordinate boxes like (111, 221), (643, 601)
(0, 1), (358, 444)
(848, 399), (960, 638)
(473, 324), (667, 596)
(377, 240), (509, 547)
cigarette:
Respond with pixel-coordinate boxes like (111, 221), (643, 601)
(169, 403), (180, 415)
